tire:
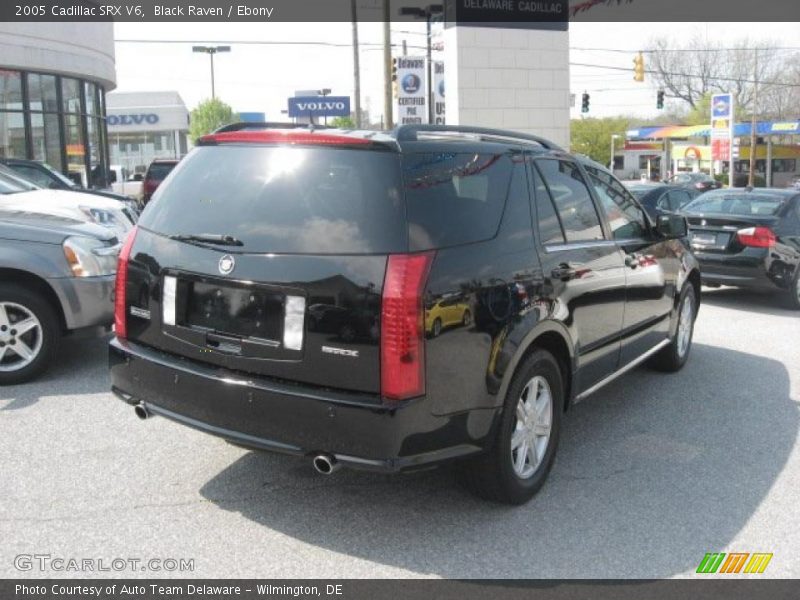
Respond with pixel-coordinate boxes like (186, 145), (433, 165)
(0, 283), (60, 385)
(432, 318), (442, 338)
(458, 349), (563, 505)
(787, 266), (800, 311)
(650, 284), (696, 372)
(462, 309), (472, 326)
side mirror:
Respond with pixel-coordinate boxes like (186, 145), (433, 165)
(656, 213), (688, 239)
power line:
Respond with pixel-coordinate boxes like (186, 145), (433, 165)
(570, 61), (800, 88)
(571, 45), (800, 53)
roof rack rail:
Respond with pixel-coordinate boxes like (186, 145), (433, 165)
(213, 121), (328, 134)
(393, 124), (562, 151)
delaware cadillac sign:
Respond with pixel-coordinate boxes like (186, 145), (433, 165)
(445, 0), (568, 28)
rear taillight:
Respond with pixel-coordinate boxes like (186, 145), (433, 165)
(736, 226), (776, 248)
(381, 252), (434, 401)
(114, 226), (138, 339)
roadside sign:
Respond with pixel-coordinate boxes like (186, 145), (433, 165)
(287, 96), (350, 119)
(396, 56), (428, 125)
(710, 93), (734, 163)
(433, 61), (445, 125)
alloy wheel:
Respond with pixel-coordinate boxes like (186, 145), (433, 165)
(510, 375), (553, 479)
(0, 302), (43, 372)
(677, 294), (694, 358)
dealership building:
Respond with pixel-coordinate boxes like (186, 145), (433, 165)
(0, 23), (116, 187)
(106, 91), (190, 175)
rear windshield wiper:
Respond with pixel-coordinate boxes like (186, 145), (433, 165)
(169, 233), (244, 246)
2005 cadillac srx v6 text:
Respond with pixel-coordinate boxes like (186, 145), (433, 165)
(109, 123), (700, 504)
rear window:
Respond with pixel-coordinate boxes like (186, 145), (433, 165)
(146, 163), (176, 181)
(403, 152), (513, 250)
(683, 192), (786, 216)
(139, 146), (406, 254)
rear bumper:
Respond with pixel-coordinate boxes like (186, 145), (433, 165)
(108, 338), (497, 472)
(694, 250), (785, 291)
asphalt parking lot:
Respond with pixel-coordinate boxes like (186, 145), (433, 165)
(1, 287), (798, 579)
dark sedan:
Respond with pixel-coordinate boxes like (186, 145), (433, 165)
(625, 183), (699, 220)
(668, 171), (722, 192)
(681, 188), (800, 309)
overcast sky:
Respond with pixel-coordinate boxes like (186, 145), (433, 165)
(112, 21), (799, 124)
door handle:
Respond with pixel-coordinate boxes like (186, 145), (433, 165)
(551, 265), (577, 281)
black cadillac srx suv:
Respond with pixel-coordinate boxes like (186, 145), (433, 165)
(109, 124), (700, 504)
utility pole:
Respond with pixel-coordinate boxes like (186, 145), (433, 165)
(383, 0), (393, 130)
(351, 0), (362, 128)
(748, 47), (758, 188)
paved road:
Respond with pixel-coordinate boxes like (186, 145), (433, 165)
(1, 287), (798, 579)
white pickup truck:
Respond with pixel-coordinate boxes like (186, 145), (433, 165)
(110, 165), (144, 203)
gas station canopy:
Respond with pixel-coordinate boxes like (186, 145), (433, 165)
(626, 121), (800, 140)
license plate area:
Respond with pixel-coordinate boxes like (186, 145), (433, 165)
(690, 231), (730, 251)
(180, 279), (284, 341)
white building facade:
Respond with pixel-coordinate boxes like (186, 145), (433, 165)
(106, 91), (189, 175)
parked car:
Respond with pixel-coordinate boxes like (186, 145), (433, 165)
(0, 164), (39, 194)
(109, 124), (700, 504)
(425, 293), (472, 337)
(668, 171), (722, 192)
(789, 175), (800, 190)
(141, 159), (179, 206)
(681, 188), (800, 309)
(109, 165), (144, 203)
(0, 158), (139, 217)
(0, 209), (119, 384)
(624, 183), (700, 220)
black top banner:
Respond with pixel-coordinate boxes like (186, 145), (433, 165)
(0, 0), (799, 22)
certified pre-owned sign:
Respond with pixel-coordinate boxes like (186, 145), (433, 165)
(287, 96), (351, 118)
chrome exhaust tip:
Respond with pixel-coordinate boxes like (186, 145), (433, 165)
(312, 454), (339, 475)
(134, 402), (151, 420)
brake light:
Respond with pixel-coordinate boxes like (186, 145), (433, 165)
(200, 130), (372, 146)
(381, 252), (434, 401)
(736, 226), (776, 248)
(114, 226), (138, 339)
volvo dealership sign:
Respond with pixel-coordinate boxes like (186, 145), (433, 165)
(287, 96), (351, 118)
(107, 113), (160, 126)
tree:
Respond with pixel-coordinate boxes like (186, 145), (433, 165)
(570, 117), (630, 167)
(648, 35), (794, 119)
(329, 116), (356, 128)
(189, 98), (237, 141)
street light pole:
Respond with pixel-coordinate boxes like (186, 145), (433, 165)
(351, 0), (362, 128)
(192, 45), (231, 100)
(426, 14), (432, 124)
(318, 88), (332, 126)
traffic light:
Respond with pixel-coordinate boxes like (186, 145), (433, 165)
(633, 52), (645, 82)
(581, 92), (590, 113)
(657, 90), (665, 109)
(391, 57), (398, 98)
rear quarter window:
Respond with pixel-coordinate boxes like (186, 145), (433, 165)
(403, 152), (514, 250)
